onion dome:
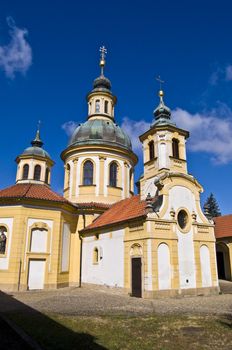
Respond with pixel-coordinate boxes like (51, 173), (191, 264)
(93, 75), (112, 92)
(152, 90), (175, 127)
(20, 129), (51, 159)
(69, 119), (132, 151)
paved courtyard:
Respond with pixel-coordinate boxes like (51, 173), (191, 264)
(1, 280), (232, 317)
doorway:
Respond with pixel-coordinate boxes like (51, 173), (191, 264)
(131, 257), (142, 297)
(216, 251), (225, 279)
(28, 259), (46, 290)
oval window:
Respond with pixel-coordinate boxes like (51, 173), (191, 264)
(177, 210), (188, 230)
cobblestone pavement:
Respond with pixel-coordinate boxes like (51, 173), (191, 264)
(1, 281), (232, 317)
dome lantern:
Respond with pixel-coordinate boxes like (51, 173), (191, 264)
(87, 46), (117, 120)
(15, 125), (54, 186)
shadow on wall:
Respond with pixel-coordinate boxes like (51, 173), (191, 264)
(0, 291), (107, 350)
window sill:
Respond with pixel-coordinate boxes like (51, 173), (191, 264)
(144, 158), (158, 166)
(107, 185), (123, 190)
(79, 184), (96, 187)
(169, 156), (186, 162)
(92, 262), (99, 265)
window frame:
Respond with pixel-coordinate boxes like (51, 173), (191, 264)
(33, 164), (41, 181)
(0, 225), (8, 256)
(148, 140), (155, 160)
(172, 138), (180, 159)
(83, 160), (94, 186)
(95, 99), (100, 113)
(22, 164), (29, 180)
(109, 161), (118, 187)
(93, 247), (99, 264)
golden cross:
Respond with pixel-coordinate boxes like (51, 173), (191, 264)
(99, 46), (107, 61)
(156, 75), (165, 90)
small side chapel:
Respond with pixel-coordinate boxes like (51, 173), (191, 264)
(0, 47), (219, 297)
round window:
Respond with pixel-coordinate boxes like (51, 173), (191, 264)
(177, 210), (188, 230)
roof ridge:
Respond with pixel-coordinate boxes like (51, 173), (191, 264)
(22, 183), (33, 199)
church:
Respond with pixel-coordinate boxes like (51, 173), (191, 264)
(0, 48), (219, 297)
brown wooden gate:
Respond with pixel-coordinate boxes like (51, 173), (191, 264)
(131, 257), (142, 297)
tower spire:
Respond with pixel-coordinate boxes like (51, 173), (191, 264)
(99, 45), (107, 76)
(31, 120), (43, 147)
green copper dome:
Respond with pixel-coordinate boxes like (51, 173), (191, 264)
(20, 130), (52, 159)
(69, 119), (132, 150)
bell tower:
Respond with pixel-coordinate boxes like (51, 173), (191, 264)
(139, 85), (189, 199)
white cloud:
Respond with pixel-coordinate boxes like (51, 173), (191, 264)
(225, 65), (232, 81)
(172, 105), (232, 164)
(121, 103), (232, 165)
(121, 117), (150, 153)
(61, 120), (78, 136)
(63, 106), (232, 165)
(0, 17), (32, 78)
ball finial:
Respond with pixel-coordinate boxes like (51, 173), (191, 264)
(159, 90), (164, 97)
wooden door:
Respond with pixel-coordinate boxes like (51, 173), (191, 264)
(28, 260), (45, 290)
(131, 257), (142, 297)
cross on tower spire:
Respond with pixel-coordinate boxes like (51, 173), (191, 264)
(99, 45), (107, 75)
(155, 76), (165, 103)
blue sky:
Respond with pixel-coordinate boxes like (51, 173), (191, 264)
(0, 0), (232, 213)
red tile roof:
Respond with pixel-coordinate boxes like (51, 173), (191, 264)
(81, 195), (147, 231)
(214, 215), (232, 239)
(0, 183), (72, 205)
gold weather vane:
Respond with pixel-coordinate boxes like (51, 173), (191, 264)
(99, 46), (107, 75)
(156, 75), (165, 99)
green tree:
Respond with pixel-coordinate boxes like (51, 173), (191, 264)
(204, 193), (221, 218)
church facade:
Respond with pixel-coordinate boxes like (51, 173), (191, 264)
(0, 48), (219, 297)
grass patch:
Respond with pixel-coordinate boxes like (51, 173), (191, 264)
(5, 311), (232, 350)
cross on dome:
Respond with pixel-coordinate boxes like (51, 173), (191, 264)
(99, 45), (107, 75)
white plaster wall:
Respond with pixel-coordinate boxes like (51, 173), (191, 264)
(158, 243), (171, 290)
(143, 177), (157, 199)
(177, 228), (196, 289)
(82, 229), (124, 287)
(25, 219), (53, 271)
(0, 218), (14, 270)
(200, 245), (212, 287)
(164, 186), (199, 289)
(164, 185), (203, 223)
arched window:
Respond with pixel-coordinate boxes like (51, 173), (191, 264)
(45, 168), (50, 184)
(172, 138), (179, 159)
(93, 247), (99, 264)
(34, 165), (41, 181)
(66, 164), (70, 187)
(22, 164), (29, 180)
(0, 226), (7, 255)
(95, 100), (100, 113)
(149, 141), (155, 160)
(104, 100), (109, 114)
(83, 161), (93, 185)
(109, 162), (118, 187)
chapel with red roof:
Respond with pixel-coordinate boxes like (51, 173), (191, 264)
(0, 48), (220, 297)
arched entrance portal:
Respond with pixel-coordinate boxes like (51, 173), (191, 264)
(216, 243), (231, 280)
